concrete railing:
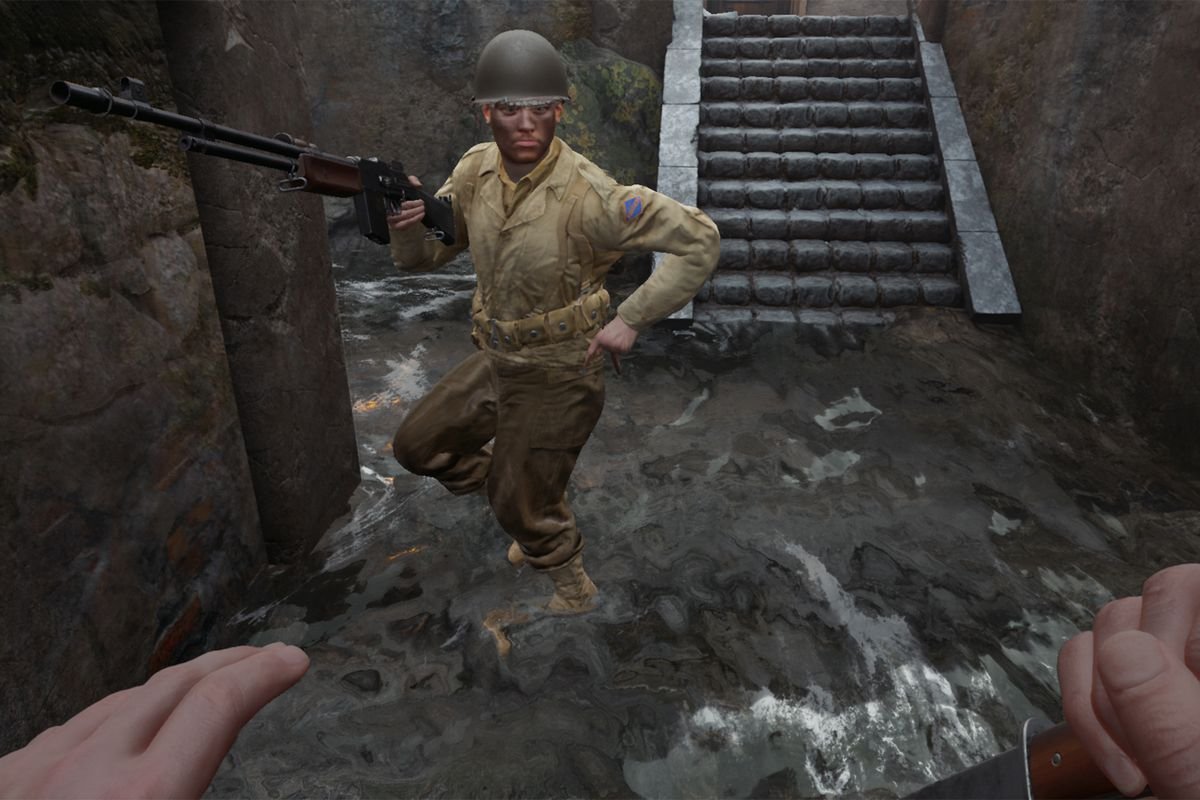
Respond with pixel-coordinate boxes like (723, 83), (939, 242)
(656, 0), (705, 321)
(909, 12), (1022, 320)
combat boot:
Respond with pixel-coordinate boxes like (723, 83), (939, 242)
(545, 554), (598, 614)
(507, 540), (526, 567)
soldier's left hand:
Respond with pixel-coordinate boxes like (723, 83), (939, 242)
(0, 643), (309, 799)
(585, 316), (639, 374)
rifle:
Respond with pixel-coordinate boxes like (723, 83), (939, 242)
(49, 77), (456, 246)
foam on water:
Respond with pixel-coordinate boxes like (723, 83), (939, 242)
(803, 450), (861, 484)
(989, 511), (1021, 536)
(669, 388), (711, 428)
(319, 483), (434, 572)
(623, 543), (1003, 798)
(815, 388), (882, 431)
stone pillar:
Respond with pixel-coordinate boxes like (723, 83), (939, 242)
(157, 0), (359, 562)
(1, 0), (266, 753)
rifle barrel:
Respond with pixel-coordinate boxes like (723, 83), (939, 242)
(179, 136), (296, 173)
(50, 80), (315, 162)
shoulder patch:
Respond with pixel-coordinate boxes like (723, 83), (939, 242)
(622, 193), (644, 223)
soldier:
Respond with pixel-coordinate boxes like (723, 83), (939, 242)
(385, 29), (720, 614)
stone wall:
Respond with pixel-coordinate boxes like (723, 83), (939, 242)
(158, 0), (360, 562)
(926, 0), (1200, 467)
(0, 0), (676, 753)
(297, 0), (668, 191)
(0, 0), (264, 752)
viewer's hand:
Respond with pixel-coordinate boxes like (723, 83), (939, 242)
(0, 643), (309, 799)
(1058, 564), (1200, 798)
(584, 315), (639, 374)
(386, 175), (425, 231)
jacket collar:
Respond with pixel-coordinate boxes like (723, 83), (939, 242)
(477, 137), (577, 200)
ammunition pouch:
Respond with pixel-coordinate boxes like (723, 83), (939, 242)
(473, 289), (610, 352)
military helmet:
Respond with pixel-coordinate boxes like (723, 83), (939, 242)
(472, 29), (570, 106)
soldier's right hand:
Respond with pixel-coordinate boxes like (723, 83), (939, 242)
(1058, 563), (1200, 798)
(386, 175), (426, 231)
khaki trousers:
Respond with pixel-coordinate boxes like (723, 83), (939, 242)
(392, 351), (605, 570)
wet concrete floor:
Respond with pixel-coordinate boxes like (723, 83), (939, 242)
(209, 248), (1200, 798)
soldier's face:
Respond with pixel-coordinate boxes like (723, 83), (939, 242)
(483, 102), (563, 165)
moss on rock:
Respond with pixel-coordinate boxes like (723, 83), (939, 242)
(557, 39), (661, 187)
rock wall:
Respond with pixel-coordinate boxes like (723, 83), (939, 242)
(0, 0), (677, 754)
(0, 0), (264, 753)
(296, 0), (667, 191)
(927, 0), (1200, 467)
(157, 0), (360, 562)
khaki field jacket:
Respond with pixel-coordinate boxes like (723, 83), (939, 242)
(390, 138), (720, 368)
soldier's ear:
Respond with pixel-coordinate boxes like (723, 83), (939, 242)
(482, 104), (492, 124)
(553, 103), (563, 123)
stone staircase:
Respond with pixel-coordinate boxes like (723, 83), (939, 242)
(693, 12), (962, 324)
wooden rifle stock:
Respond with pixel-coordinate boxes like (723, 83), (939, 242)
(296, 153), (362, 197)
(1027, 722), (1148, 799)
(909, 718), (1148, 799)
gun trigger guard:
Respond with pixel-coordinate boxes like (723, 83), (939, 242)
(423, 229), (446, 242)
(278, 176), (308, 192)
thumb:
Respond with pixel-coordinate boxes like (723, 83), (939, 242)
(1099, 630), (1200, 798)
(584, 338), (600, 365)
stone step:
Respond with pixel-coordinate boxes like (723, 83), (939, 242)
(704, 208), (951, 243)
(700, 179), (944, 212)
(716, 239), (954, 273)
(692, 307), (899, 326)
(700, 151), (939, 181)
(700, 127), (934, 155)
(704, 14), (912, 39)
(703, 36), (914, 60)
(702, 58), (919, 79)
(696, 272), (962, 308)
(701, 101), (929, 129)
(703, 76), (923, 103)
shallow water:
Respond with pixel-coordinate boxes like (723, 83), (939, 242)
(209, 252), (1200, 798)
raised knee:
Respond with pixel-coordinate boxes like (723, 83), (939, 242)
(392, 424), (424, 473)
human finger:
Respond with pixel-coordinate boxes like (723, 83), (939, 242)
(1138, 564), (1200, 659)
(1059, 631), (1147, 794)
(17, 686), (138, 761)
(1090, 597), (1144, 754)
(94, 646), (267, 754)
(407, 174), (423, 187)
(584, 338), (600, 366)
(610, 351), (621, 375)
(1100, 629), (1200, 798)
(0, 688), (133, 798)
(388, 207), (426, 230)
(143, 645), (309, 798)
